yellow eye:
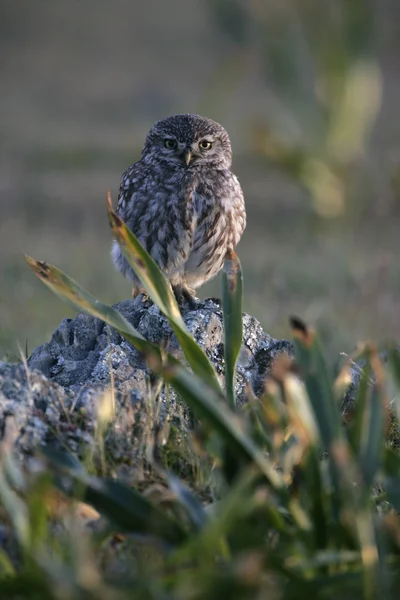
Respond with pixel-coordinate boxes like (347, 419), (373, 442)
(164, 139), (177, 149)
(199, 140), (212, 150)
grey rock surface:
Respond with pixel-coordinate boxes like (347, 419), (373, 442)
(0, 298), (293, 473)
(340, 348), (400, 421)
(28, 298), (292, 398)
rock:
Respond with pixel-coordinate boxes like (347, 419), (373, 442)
(340, 349), (400, 437)
(0, 298), (293, 476)
(28, 298), (292, 399)
(0, 361), (68, 456)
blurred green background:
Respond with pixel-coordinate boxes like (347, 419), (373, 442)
(1, 0), (399, 362)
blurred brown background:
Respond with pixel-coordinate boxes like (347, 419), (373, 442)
(1, 0), (399, 362)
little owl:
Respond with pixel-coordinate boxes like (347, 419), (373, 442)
(112, 114), (246, 304)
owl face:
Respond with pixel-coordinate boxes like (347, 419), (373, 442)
(142, 114), (233, 170)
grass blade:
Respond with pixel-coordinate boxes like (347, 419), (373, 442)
(44, 450), (188, 546)
(346, 356), (372, 452)
(24, 255), (177, 368)
(388, 347), (400, 425)
(290, 317), (341, 448)
(329, 441), (380, 599)
(165, 472), (208, 531)
(388, 347), (400, 387)
(357, 347), (390, 488)
(290, 317), (356, 537)
(107, 193), (222, 392)
(160, 363), (285, 491)
(174, 467), (286, 562)
(359, 385), (383, 488)
(384, 477), (400, 511)
(107, 192), (184, 325)
(222, 249), (243, 408)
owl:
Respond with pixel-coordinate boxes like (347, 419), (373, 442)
(112, 114), (246, 304)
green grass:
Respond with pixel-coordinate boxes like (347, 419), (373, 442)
(1, 220), (400, 599)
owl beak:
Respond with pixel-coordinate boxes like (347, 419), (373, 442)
(183, 148), (192, 165)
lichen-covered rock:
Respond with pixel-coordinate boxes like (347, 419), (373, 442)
(0, 361), (66, 456)
(0, 298), (293, 475)
(28, 298), (293, 400)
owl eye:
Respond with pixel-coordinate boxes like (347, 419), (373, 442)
(199, 140), (213, 150)
(164, 138), (177, 149)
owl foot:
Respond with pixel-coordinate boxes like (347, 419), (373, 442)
(132, 286), (148, 299)
(132, 286), (151, 308)
(133, 294), (153, 312)
(172, 285), (197, 309)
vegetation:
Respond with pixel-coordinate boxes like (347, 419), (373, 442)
(0, 195), (399, 599)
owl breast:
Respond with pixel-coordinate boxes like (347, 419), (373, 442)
(180, 169), (246, 289)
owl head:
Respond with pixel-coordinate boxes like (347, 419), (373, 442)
(141, 114), (233, 169)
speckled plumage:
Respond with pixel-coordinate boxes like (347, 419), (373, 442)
(112, 114), (246, 301)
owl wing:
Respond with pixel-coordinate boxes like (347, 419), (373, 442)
(116, 161), (148, 222)
(115, 161), (195, 280)
(227, 173), (246, 247)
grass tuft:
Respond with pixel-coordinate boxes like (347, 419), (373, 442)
(7, 207), (400, 597)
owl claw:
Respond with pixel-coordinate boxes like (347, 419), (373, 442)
(172, 286), (197, 309)
(132, 284), (150, 307)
